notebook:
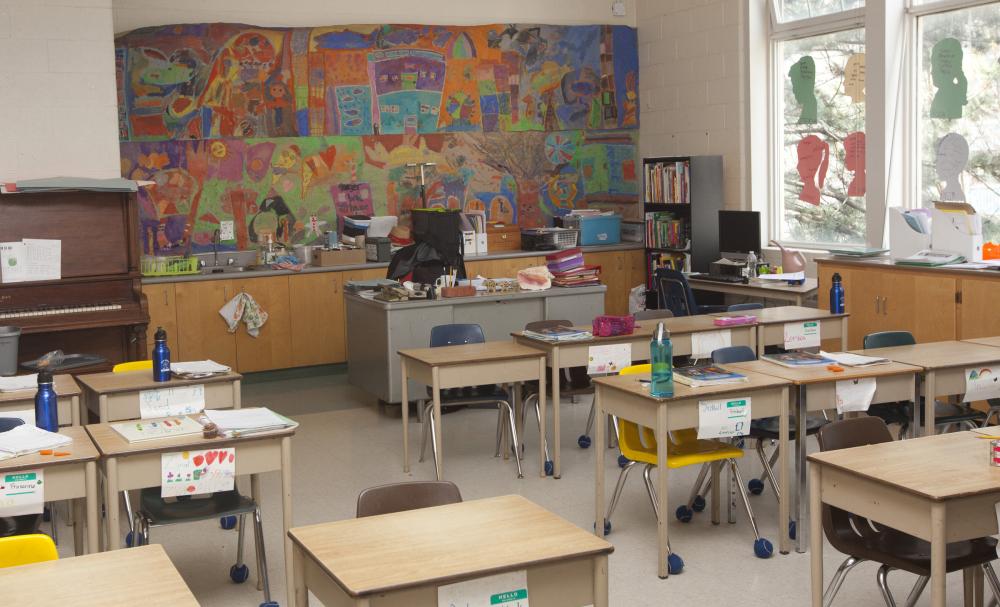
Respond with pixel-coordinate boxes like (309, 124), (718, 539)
(111, 416), (204, 443)
(820, 351), (891, 367)
(170, 360), (231, 379)
(762, 351), (834, 368)
(0, 425), (72, 458)
(203, 407), (295, 437)
(673, 365), (748, 388)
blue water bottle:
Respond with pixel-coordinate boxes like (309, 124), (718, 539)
(34, 370), (58, 432)
(650, 322), (674, 398)
(152, 326), (171, 382)
(830, 272), (845, 314)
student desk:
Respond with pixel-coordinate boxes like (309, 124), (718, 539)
(0, 426), (99, 555)
(688, 276), (818, 306)
(809, 428), (1000, 607)
(86, 417), (295, 606)
(723, 305), (848, 353)
(0, 543), (198, 606)
(512, 315), (756, 479)
(0, 374), (82, 426)
(76, 369), (242, 422)
(288, 494), (613, 607)
(398, 342), (547, 480)
(592, 369), (792, 575)
(728, 359), (922, 553)
(965, 336), (1000, 349)
(858, 340), (1000, 435)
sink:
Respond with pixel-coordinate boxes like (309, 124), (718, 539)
(194, 250), (259, 275)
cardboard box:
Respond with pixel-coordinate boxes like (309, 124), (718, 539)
(311, 247), (366, 267)
(486, 223), (520, 251)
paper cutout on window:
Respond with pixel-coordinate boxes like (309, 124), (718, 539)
(931, 38), (967, 119)
(935, 133), (969, 202)
(844, 53), (865, 103)
(797, 135), (829, 205)
(789, 56), (817, 124)
(844, 132), (866, 197)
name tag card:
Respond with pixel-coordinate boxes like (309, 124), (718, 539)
(835, 377), (876, 414)
(0, 469), (43, 516)
(161, 448), (235, 498)
(784, 321), (820, 349)
(691, 329), (732, 359)
(588, 344), (631, 375)
(964, 366), (1000, 402)
(698, 397), (751, 439)
(438, 570), (529, 607)
(140, 384), (206, 419)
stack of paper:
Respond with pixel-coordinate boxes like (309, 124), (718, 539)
(0, 374), (37, 393)
(0, 425), (71, 459)
(171, 360), (231, 379)
(674, 365), (748, 387)
(820, 351), (890, 367)
(111, 416), (204, 443)
(546, 248), (600, 287)
(763, 352), (834, 368)
(522, 327), (593, 342)
(204, 407), (295, 437)
(0, 239), (60, 283)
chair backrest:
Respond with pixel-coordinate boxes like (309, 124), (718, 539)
(429, 324), (485, 347)
(112, 360), (152, 373)
(863, 331), (915, 349)
(356, 481), (462, 518)
(0, 534), (58, 568)
(654, 268), (698, 317)
(0, 417), (25, 433)
(727, 303), (763, 312)
(524, 319), (572, 332)
(633, 309), (674, 320)
(711, 345), (756, 364)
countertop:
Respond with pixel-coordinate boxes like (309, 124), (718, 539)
(816, 255), (1000, 278)
(344, 283), (606, 310)
(142, 242), (644, 285)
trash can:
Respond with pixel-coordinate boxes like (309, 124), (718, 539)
(0, 326), (20, 376)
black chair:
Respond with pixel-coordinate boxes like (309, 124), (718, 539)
(654, 268), (726, 317)
(356, 481), (462, 518)
(817, 417), (1000, 606)
(0, 417), (43, 539)
(633, 309), (674, 320)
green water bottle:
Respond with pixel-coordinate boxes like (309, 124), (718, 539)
(650, 322), (674, 397)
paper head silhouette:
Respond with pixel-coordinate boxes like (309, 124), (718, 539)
(844, 53), (865, 103)
(935, 132), (969, 202)
(931, 38), (967, 119)
(797, 135), (829, 206)
(843, 131), (866, 197)
(789, 56), (817, 124)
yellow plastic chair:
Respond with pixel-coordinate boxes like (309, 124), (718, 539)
(604, 364), (773, 561)
(112, 360), (152, 373)
(0, 534), (58, 568)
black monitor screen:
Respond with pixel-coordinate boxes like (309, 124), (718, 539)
(718, 211), (761, 255)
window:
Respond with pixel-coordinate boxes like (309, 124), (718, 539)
(774, 0), (864, 23)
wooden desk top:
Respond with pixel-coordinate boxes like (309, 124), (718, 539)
(0, 426), (98, 474)
(288, 495), (613, 598)
(86, 414), (296, 457)
(964, 336), (1000, 349)
(852, 340), (1000, 371)
(689, 276), (818, 294)
(0, 544), (198, 606)
(75, 369), (241, 395)
(512, 314), (743, 348)
(0, 374), (80, 403)
(728, 359), (922, 385)
(716, 305), (847, 325)
(808, 427), (1000, 501)
(591, 366), (790, 402)
(398, 341), (544, 366)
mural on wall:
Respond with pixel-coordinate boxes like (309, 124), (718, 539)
(116, 22), (640, 254)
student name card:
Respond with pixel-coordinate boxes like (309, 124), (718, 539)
(698, 397), (751, 439)
(139, 384), (206, 419)
(0, 469), (43, 516)
(588, 343), (631, 375)
(965, 367), (1000, 402)
(835, 377), (877, 414)
(161, 448), (235, 498)
(784, 321), (820, 349)
(438, 570), (529, 607)
(691, 329), (732, 359)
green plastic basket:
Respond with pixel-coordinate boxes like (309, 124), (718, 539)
(141, 256), (199, 276)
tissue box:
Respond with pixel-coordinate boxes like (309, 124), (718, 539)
(311, 247), (366, 267)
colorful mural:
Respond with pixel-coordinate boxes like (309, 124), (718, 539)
(116, 23), (639, 253)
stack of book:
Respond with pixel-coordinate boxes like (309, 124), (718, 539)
(521, 326), (592, 342)
(762, 352), (834, 368)
(203, 407), (297, 438)
(673, 365), (748, 387)
(645, 212), (687, 250)
(644, 160), (690, 204)
(545, 248), (600, 287)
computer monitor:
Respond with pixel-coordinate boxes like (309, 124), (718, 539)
(718, 211), (761, 259)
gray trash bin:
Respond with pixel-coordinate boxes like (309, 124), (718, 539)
(0, 326), (20, 376)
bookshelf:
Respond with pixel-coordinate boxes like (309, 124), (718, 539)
(642, 155), (723, 308)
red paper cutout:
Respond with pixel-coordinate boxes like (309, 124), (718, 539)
(797, 135), (829, 205)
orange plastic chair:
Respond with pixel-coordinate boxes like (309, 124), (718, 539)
(0, 534), (58, 568)
(112, 360), (152, 373)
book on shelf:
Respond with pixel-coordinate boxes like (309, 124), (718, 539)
(644, 159), (690, 204)
(673, 364), (748, 387)
(521, 327), (593, 342)
(645, 250), (689, 288)
(644, 211), (688, 250)
(762, 351), (835, 368)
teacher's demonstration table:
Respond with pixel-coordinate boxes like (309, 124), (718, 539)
(688, 276), (818, 306)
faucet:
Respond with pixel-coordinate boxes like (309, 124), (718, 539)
(212, 229), (221, 267)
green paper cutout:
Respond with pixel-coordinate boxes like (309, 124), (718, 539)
(789, 56), (817, 124)
(931, 38), (967, 119)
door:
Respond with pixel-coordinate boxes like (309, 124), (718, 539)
(174, 279), (238, 369)
(959, 277), (1000, 339)
(142, 284), (177, 359)
(231, 276), (292, 372)
(585, 251), (627, 316)
(289, 272), (346, 366)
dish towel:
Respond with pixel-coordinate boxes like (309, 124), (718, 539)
(219, 292), (268, 337)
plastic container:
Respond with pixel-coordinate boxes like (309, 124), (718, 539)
(35, 370), (58, 432)
(520, 228), (579, 251)
(0, 326), (20, 376)
(592, 315), (636, 337)
(140, 256), (199, 277)
(561, 215), (622, 245)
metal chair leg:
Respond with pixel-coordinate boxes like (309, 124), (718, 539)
(730, 460), (762, 540)
(983, 563), (1000, 604)
(235, 513), (247, 569)
(686, 462), (711, 508)
(122, 490), (135, 534)
(641, 464), (661, 522)
(606, 461), (637, 523)
(583, 402), (596, 442)
(419, 402), (433, 462)
(823, 556), (866, 607)
(876, 565), (901, 607)
(901, 575), (928, 607)
(504, 402), (523, 478)
(252, 505), (272, 603)
(532, 394), (550, 462)
(756, 440), (781, 500)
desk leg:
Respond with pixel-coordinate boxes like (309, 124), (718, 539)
(85, 461), (97, 554)
(99, 394), (109, 423)
(810, 464), (823, 606)
(71, 395), (80, 426)
(931, 502), (947, 607)
(291, 542), (308, 607)
(552, 347), (561, 479)
(432, 367), (443, 481)
(250, 473), (265, 591)
(593, 554), (609, 607)
(594, 386), (606, 539)
(925, 371), (937, 436)
(657, 402), (670, 578)
(796, 384), (807, 554)
(538, 357), (547, 478)
(282, 436), (295, 607)
(105, 457), (120, 550)
(779, 385), (790, 555)
(72, 497), (84, 556)
(401, 357), (409, 473)
(840, 318), (848, 351)
(756, 325), (764, 357)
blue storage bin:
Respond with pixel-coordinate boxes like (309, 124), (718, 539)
(564, 215), (621, 245)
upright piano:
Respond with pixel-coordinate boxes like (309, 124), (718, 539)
(0, 189), (149, 371)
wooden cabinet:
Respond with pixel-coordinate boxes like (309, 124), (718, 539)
(585, 251), (628, 316)
(174, 279), (238, 369)
(142, 283), (177, 359)
(958, 277), (1000, 339)
(289, 272), (345, 366)
(231, 276), (292, 373)
(466, 256), (544, 280)
(625, 249), (646, 293)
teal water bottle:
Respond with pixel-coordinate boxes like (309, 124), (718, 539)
(650, 322), (674, 397)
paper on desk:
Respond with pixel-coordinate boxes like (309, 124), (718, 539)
(691, 329), (731, 359)
(784, 321), (820, 349)
(0, 409), (34, 426)
(170, 360), (231, 376)
(139, 384), (205, 419)
(203, 407), (288, 431)
(438, 569), (529, 607)
(941, 262), (988, 269)
(22, 239), (60, 281)
(0, 425), (71, 457)
(0, 468), (44, 516)
(835, 377), (876, 414)
(0, 374), (37, 392)
(964, 366), (1000, 402)
(161, 447), (235, 498)
(759, 271), (805, 281)
(0, 242), (27, 283)
(698, 396), (751, 439)
(820, 351), (890, 367)
(587, 343), (631, 375)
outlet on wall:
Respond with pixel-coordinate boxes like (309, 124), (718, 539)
(612, 1), (626, 17)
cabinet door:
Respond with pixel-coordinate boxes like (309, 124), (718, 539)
(625, 249), (646, 292)
(816, 263), (844, 349)
(289, 272), (345, 366)
(174, 280), (238, 368)
(910, 274), (956, 342)
(959, 277), (1000, 339)
(231, 276), (292, 372)
(585, 251), (627, 316)
(846, 267), (887, 350)
(143, 284), (177, 359)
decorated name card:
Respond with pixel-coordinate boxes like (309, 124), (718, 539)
(140, 384), (206, 419)
(587, 343), (631, 375)
(691, 329), (732, 359)
(698, 397), (751, 439)
(438, 570), (529, 607)
(783, 321), (820, 349)
(835, 377), (876, 414)
(0, 469), (43, 516)
(161, 448), (235, 498)
(965, 367), (1000, 402)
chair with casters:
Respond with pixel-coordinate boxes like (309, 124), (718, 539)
(0, 418), (43, 539)
(0, 534), (58, 568)
(111, 360), (153, 373)
(816, 417), (1000, 607)
(654, 268), (726, 317)
(603, 364), (774, 565)
(727, 303), (763, 312)
(356, 481), (462, 517)
(418, 323), (525, 478)
(863, 331), (985, 437)
(633, 309), (674, 320)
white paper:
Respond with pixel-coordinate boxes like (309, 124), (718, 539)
(0, 374), (37, 392)
(0, 469), (43, 516)
(204, 407), (288, 432)
(835, 377), (877, 414)
(691, 329), (732, 359)
(170, 360), (231, 375)
(22, 239), (60, 281)
(587, 343), (632, 375)
(964, 366), (1000, 401)
(438, 570), (529, 607)
(0, 409), (34, 426)
(0, 425), (71, 457)
(820, 351), (890, 367)
(759, 271), (805, 281)
(698, 396), (751, 439)
(161, 447), (236, 498)
(784, 321), (821, 350)
(0, 242), (28, 283)
(139, 385), (205, 419)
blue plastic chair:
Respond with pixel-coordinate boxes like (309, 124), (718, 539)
(728, 303), (764, 312)
(0, 418), (25, 433)
(654, 268), (726, 317)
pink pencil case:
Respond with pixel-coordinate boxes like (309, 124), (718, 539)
(713, 315), (758, 327)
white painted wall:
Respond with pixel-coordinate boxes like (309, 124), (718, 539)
(0, 0), (121, 181)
